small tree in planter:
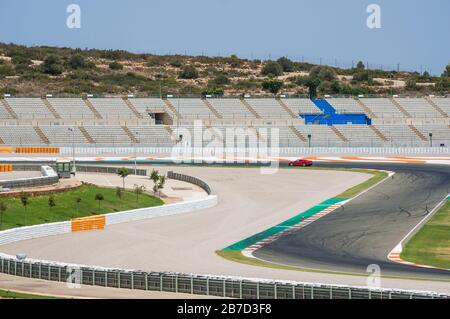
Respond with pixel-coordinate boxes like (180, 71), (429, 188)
(48, 195), (56, 214)
(134, 184), (146, 206)
(20, 192), (30, 226)
(95, 193), (104, 214)
(117, 167), (130, 190)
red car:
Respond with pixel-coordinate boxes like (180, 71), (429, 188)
(288, 159), (313, 167)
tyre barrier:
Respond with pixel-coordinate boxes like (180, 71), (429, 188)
(71, 216), (106, 232)
(15, 147), (60, 154)
(0, 164), (13, 172)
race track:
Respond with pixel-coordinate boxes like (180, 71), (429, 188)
(0, 163), (449, 294)
(255, 162), (450, 281)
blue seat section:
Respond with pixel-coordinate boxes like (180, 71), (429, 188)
(300, 99), (371, 125)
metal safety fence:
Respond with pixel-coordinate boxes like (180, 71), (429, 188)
(0, 256), (447, 299)
(168, 171), (212, 195)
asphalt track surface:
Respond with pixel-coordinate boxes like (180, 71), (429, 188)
(255, 162), (450, 281)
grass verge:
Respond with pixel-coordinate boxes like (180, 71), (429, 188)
(401, 200), (450, 269)
(0, 288), (60, 299)
(0, 184), (164, 231)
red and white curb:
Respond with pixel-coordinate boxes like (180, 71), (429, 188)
(242, 202), (347, 258)
(388, 244), (450, 271)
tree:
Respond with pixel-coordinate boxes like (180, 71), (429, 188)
(150, 170), (166, 196)
(356, 61), (365, 69)
(95, 193), (104, 214)
(0, 201), (7, 230)
(442, 63), (450, 77)
(150, 169), (159, 184)
(48, 195), (56, 213)
(41, 55), (63, 75)
(179, 65), (199, 79)
(261, 61), (283, 77)
(68, 54), (86, 69)
(309, 66), (336, 82)
(302, 76), (321, 99)
(109, 61), (123, 70)
(20, 192), (30, 225)
(211, 74), (230, 85)
(133, 184), (146, 205)
(75, 197), (82, 216)
(117, 167), (130, 190)
(116, 186), (123, 200)
(157, 175), (166, 195)
(277, 57), (294, 72)
(262, 77), (283, 95)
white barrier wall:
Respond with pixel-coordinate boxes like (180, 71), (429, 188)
(106, 195), (217, 225)
(0, 195), (217, 248)
(0, 221), (71, 246)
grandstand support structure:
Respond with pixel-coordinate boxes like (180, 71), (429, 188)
(369, 125), (388, 142)
(123, 97), (144, 119)
(202, 99), (223, 119)
(390, 98), (412, 118)
(163, 99), (182, 119)
(330, 126), (349, 142)
(121, 126), (138, 143)
(425, 97), (449, 118)
(276, 99), (297, 118)
(83, 98), (103, 119)
(408, 124), (427, 141)
(355, 98), (377, 118)
(240, 98), (261, 119)
(0, 97), (18, 119)
(41, 98), (61, 119)
(79, 126), (95, 144)
(289, 126), (307, 142)
(33, 126), (50, 144)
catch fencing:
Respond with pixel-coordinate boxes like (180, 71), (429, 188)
(0, 255), (447, 299)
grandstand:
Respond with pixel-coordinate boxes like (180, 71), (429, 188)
(0, 96), (448, 148)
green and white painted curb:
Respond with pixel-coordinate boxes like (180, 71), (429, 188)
(223, 197), (349, 258)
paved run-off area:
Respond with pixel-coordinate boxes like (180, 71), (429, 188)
(1, 165), (449, 294)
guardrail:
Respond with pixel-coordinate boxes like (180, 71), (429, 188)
(168, 171), (212, 195)
(0, 175), (59, 189)
(0, 254), (447, 299)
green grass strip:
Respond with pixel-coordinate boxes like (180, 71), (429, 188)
(0, 288), (61, 299)
(401, 199), (450, 269)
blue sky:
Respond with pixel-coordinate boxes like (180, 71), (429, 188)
(0, 0), (449, 75)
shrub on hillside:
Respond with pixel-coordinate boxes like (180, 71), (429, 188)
(109, 61), (123, 70)
(179, 65), (199, 79)
(41, 55), (63, 75)
(309, 66), (336, 82)
(277, 57), (294, 72)
(262, 77), (283, 95)
(261, 61), (283, 76)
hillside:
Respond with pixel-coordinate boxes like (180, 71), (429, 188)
(0, 43), (449, 97)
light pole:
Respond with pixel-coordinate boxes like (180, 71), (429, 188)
(134, 131), (139, 175)
(429, 132), (433, 148)
(68, 128), (76, 175)
(307, 134), (312, 148)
